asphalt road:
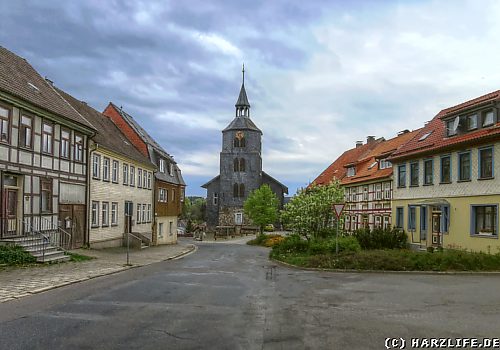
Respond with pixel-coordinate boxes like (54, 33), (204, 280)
(1, 242), (499, 350)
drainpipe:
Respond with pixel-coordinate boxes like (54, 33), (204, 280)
(86, 142), (98, 246)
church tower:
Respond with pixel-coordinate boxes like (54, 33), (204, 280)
(202, 66), (288, 229)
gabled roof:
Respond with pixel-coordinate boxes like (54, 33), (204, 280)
(390, 89), (500, 162)
(222, 115), (262, 133)
(201, 175), (220, 189)
(311, 140), (381, 186)
(262, 171), (288, 194)
(108, 102), (185, 186)
(0, 46), (95, 131)
(341, 130), (420, 186)
(56, 88), (154, 168)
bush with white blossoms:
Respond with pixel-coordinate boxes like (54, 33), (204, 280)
(281, 181), (344, 240)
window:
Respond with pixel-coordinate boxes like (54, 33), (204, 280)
(384, 182), (391, 199)
(0, 106), (9, 142)
(233, 183), (245, 198)
(440, 205), (450, 234)
(41, 179), (52, 212)
(234, 136), (246, 148)
(467, 114), (478, 130)
(440, 155), (451, 183)
(410, 162), (419, 186)
(418, 132), (432, 141)
(375, 184), (382, 200)
(142, 204), (146, 223)
(130, 166), (135, 186)
(159, 188), (167, 202)
(396, 207), (404, 228)
(362, 186), (368, 201)
(347, 167), (355, 177)
(408, 206), (417, 231)
(123, 164), (129, 185)
(351, 187), (357, 202)
(147, 204), (151, 222)
(483, 110), (494, 127)
(213, 192), (218, 205)
(137, 203), (141, 223)
(42, 122), (53, 154)
(374, 216), (381, 228)
(169, 221), (174, 235)
(397, 164), (406, 188)
(112, 160), (119, 183)
(458, 152), (471, 181)
(158, 223), (164, 237)
(234, 158), (246, 172)
(103, 157), (110, 181)
(235, 212), (243, 225)
(159, 159), (165, 173)
(471, 205), (497, 236)
(138, 169), (142, 188)
(147, 172), (152, 189)
(172, 189), (175, 202)
(479, 147), (493, 179)
(91, 201), (99, 227)
(446, 119), (457, 136)
(423, 159), (433, 185)
(169, 163), (174, 176)
(74, 134), (83, 162)
(111, 202), (118, 225)
(20, 115), (32, 148)
(143, 171), (147, 188)
(60, 129), (70, 158)
(379, 159), (392, 169)
(92, 154), (101, 179)
(420, 206), (427, 234)
(383, 216), (390, 230)
(102, 202), (109, 226)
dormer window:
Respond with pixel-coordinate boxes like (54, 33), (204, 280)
(347, 167), (355, 177)
(169, 163), (174, 176)
(446, 119), (457, 136)
(467, 114), (478, 130)
(159, 159), (165, 173)
(379, 159), (392, 169)
(483, 110), (494, 127)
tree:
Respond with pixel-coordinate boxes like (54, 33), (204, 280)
(181, 197), (192, 220)
(243, 185), (279, 234)
(281, 181), (344, 240)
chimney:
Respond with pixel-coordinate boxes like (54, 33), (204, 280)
(356, 141), (363, 148)
(367, 136), (375, 144)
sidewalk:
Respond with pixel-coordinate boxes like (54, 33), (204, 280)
(0, 241), (195, 303)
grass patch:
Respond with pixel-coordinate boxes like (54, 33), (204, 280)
(66, 252), (94, 262)
(0, 244), (36, 266)
(271, 249), (500, 272)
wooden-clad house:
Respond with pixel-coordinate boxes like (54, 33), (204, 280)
(0, 46), (95, 257)
(57, 89), (156, 249)
(103, 103), (185, 245)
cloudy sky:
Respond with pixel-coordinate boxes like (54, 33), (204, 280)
(1, 0), (500, 196)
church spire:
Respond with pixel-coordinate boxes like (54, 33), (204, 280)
(235, 64), (250, 115)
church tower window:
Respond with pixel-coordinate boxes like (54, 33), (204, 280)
(234, 158), (246, 172)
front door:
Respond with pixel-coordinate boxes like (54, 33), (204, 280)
(124, 201), (133, 234)
(4, 189), (18, 236)
(431, 207), (442, 247)
(58, 204), (86, 249)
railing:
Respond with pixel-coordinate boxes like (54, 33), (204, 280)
(40, 217), (72, 250)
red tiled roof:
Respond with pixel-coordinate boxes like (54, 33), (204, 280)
(341, 130), (420, 186)
(391, 90), (500, 161)
(311, 141), (381, 186)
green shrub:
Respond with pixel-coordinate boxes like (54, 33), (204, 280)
(0, 245), (36, 265)
(353, 227), (408, 250)
(270, 234), (309, 256)
(247, 233), (282, 246)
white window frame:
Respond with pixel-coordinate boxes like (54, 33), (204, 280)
(91, 201), (99, 227)
(92, 154), (101, 179)
(111, 202), (118, 225)
(103, 157), (110, 182)
(159, 159), (165, 173)
(102, 202), (109, 227)
(112, 160), (119, 183)
(123, 164), (129, 185)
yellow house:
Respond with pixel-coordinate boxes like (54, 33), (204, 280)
(390, 90), (500, 253)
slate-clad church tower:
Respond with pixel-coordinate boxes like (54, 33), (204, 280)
(202, 67), (288, 229)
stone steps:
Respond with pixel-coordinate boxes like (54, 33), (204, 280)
(1, 234), (70, 264)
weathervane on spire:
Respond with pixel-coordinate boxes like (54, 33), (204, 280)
(242, 63), (245, 85)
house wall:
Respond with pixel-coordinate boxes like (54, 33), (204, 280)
(392, 142), (500, 252)
(155, 179), (181, 244)
(0, 100), (89, 237)
(343, 179), (393, 232)
(89, 146), (154, 248)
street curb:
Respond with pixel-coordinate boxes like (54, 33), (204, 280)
(269, 257), (500, 276)
(1, 244), (198, 303)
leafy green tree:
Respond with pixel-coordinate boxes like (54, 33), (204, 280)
(281, 181), (344, 240)
(181, 197), (192, 220)
(190, 198), (207, 223)
(243, 185), (279, 234)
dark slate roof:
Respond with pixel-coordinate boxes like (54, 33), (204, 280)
(201, 175), (220, 189)
(0, 46), (95, 131)
(223, 116), (262, 133)
(56, 88), (154, 167)
(262, 171), (288, 194)
(110, 103), (185, 186)
(235, 83), (250, 107)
